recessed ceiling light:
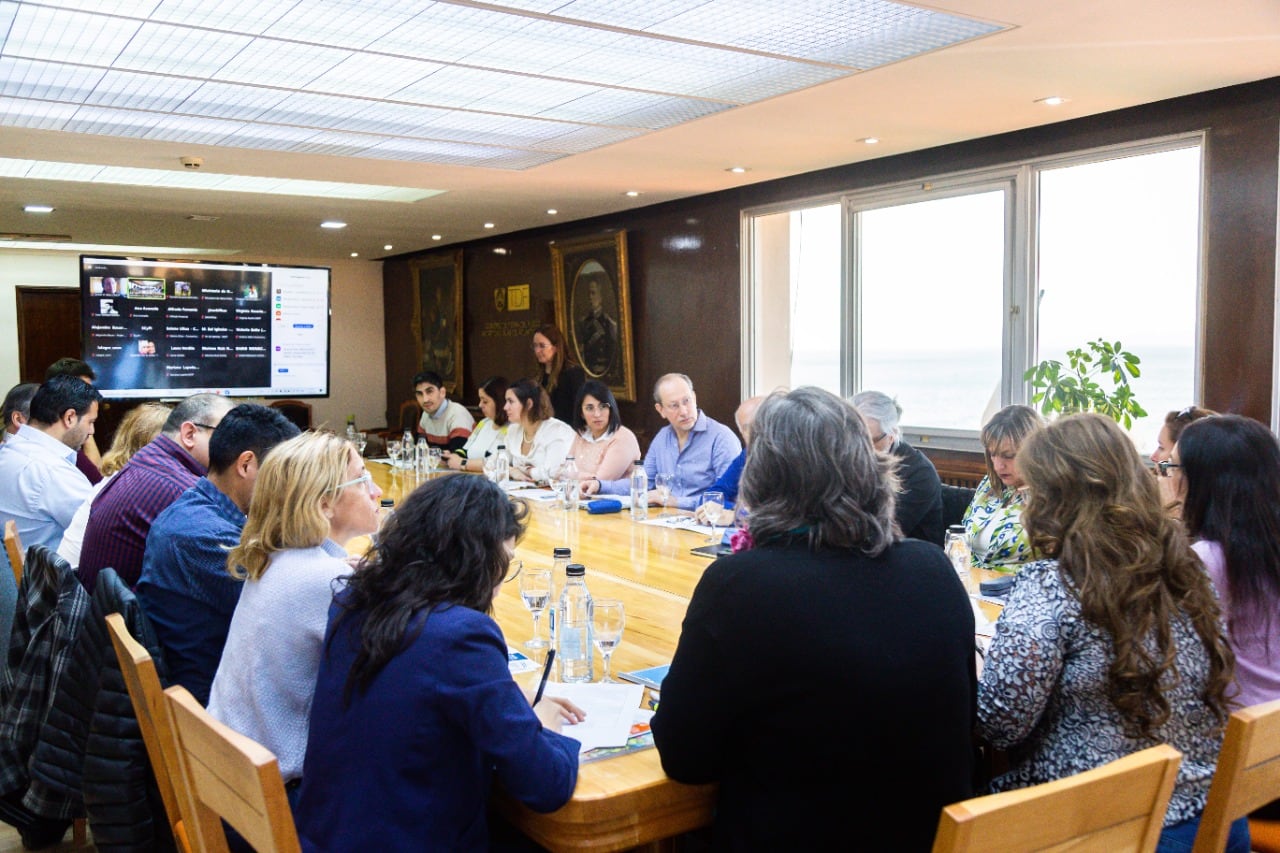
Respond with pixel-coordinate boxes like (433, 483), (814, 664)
(493, 247), (508, 255)
(1036, 96), (1068, 106)
(431, 234), (442, 241)
(186, 214), (219, 222)
(23, 204), (55, 213)
(726, 166), (748, 174)
(320, 220), (347, 229)
(546, 209), (558, 215)
(350, 252), (359, 257)
(483, 222), (495, 229)
(383, 244), (393, 251)
(860, 137), (879, 144)
(624, 190), (641, 198)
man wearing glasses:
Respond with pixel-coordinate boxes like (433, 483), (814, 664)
(78, 393), (237, 591)
(583, 373), (740, 511)
(137, 405), (299, 705)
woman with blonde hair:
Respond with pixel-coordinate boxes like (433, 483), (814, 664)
(961, 403), (1046, 571)
(977, 413), (1244, 851)
(57, 401), (172, 569)
(207, 431), (382, 807)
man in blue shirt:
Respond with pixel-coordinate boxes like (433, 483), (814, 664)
(136, 404), (300, 705)
(0, 376), (99, 551)
(583, 373), (740, 511)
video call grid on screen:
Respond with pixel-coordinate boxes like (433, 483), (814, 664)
(81, 255), (331, 399)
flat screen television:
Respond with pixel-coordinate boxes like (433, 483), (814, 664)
(80, 255), (331, 399)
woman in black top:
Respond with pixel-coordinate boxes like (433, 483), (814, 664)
(531, 323), (585, 424)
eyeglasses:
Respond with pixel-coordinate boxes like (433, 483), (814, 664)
(1156, 460), (1182, 478)
(1174, 406), (1197, 421)
(335, 472), (376, 493)
(582, 403), (610, 414)
(871, 432), (888, 444)
(190, 422), (218, 431)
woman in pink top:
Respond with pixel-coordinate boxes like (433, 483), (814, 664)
(567, 379), (640, 482)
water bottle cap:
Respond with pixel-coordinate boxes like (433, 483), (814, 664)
(380, 499), (394, 507)
(553, 547), (571, 557)
(566, 563), (586, 576)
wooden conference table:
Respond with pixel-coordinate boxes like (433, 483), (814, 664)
(364, 462), (1003, 852)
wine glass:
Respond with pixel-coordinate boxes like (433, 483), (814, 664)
(591, 599), (625, 683)
(428, 447), (442, 476)
(654, 473), (675, 517)
(356, 431), (368, 457)
(519, 566), (552, 650)
(387, 439), (402, 468)
(699, 490), (726, 545)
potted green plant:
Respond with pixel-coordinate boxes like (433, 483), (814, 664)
(1024, 338), (1147, 428)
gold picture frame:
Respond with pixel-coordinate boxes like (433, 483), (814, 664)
(410, 250), (464, 394)
(552, 231), (636, 401)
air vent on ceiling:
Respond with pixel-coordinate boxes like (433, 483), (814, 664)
(0, 232), (72, 241)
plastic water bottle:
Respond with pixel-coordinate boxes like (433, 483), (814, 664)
(416, 437), (429, 475)
(560, 456), (580, 511)
(548, 547), (570, 648)
(945, 525), (975, 595)
(401, 429), (414, 468)
(557, 563), (593, 683)
(629, 459), (648, 521)
(493, 444), (510, 484)
(372, 498), (395, 545)
(345, 414), (357, 442)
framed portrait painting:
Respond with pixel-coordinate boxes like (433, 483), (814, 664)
(552, 231), (636, 401)
(410, 250), (464, 394)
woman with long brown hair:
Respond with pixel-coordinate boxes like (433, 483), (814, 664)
(530, 323), (585, 424)
(977, 412), (1244, 851)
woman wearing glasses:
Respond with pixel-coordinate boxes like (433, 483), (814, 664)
(1151, 405), (1216, 515)
(296, 475), (584, 850)
(208, 431), (382, 809)
(567, 379), (640, 481)
(531, 323), (586, 424)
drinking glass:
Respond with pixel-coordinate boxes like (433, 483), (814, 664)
(519, 567), (552, 650)
(591, 599), (625, 683)
(654, 473), (675, 516)
(428, 447), (442, 475)
(387, 439), (402, 468)
(356, 431), (368, 456)
(699, 490), (726, 545)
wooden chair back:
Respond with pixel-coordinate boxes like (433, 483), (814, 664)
(268, 399), (313, 431)
(5, 519), (24, 586)
(932, 744), (1182, 853)
(1192, 697), (1280, 853)
(105, 613), (192, 853)
(164, 685), (301, 853)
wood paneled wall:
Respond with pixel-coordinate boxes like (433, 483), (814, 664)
(385, 77), (1280, 460)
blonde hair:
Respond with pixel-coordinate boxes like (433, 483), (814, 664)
(101, 402), (172, 476)
(227, 431), (354, 581)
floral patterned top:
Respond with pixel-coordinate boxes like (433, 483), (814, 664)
(961, 475), (1032, 572)
(976, 559), (1223, 826)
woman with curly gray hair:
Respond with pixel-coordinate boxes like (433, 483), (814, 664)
(651, 386), (977, 851)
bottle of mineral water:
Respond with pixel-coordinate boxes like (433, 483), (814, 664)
(629, 459), (648, 521)
(557, 563), (593, 683)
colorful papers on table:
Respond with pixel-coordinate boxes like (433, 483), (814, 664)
(507, 646), (541, 675)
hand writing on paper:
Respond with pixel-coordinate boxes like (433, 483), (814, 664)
(534, 696), (587, 732)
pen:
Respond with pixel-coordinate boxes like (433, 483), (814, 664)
(532, 649), (555, 706)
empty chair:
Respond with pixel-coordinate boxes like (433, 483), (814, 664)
(106, 613), (192, 853)
(267, 399), (312, 432)
(1192, 697), (1280, 853)
(164, 685), (301, 853)
(932, 744), (1182, 853)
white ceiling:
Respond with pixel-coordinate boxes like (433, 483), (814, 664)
(0, 0), (1277, 262)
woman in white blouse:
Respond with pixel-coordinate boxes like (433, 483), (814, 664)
(443, 375), (508, 473)
(503, 378), (575, 484)
(568, 379), (640, 482)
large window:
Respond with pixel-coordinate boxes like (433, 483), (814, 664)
(744, 136), (1203, 456)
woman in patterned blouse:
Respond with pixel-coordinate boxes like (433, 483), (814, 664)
(977, 413), (1245, 852)
(961, 404), (1045, 572)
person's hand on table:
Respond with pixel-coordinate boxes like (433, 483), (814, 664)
(580, 478), (601, 497)
(531, 695), (586, 732)
(441, 451), (465, 471)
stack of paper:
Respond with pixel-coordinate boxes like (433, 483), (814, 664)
(541, 682), (645, 754)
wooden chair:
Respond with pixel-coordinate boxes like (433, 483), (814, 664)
(268, 399), (313, 431)
(105, 613), (192, 853)
(932, 743), (1182, 852)
(1192, 697), (1280, 853)
(5, 519), (24, 586)
(163, 685), (301, 853)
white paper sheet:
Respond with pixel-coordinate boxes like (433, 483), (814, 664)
(541, 682), (644, 753)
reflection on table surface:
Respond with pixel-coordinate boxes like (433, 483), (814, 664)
(360, 462), (1003, 852)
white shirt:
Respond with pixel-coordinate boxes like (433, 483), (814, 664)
(0, 424), (93, 551)
(57, 473), (114, 569)
(505, 418), (575, 483)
